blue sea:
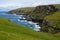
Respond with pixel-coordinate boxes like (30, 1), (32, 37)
(0, 11), (41, 31)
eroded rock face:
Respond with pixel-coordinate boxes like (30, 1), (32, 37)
(39, 5), (60, 33)
(29, 5), (57, 24)
(30, 5), (57, 20)
(42, 19), (60, 33)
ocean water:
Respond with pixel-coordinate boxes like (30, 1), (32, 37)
(0, 12), (41, 31)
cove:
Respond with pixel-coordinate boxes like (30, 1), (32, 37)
(0, 11), (41, 31)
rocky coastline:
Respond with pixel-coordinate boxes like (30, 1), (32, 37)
(8, 5), (60, 33)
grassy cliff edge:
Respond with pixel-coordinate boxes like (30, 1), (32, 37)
(0, 18), (60, 40)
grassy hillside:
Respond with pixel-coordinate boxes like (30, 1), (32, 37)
(0, 18), (60, 40)
(54, 4), (60, 8)
(45, 9), (60, 28)
(9, 7), (35, 14)
(42, 4), (60, 33)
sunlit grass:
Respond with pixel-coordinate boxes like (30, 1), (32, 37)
(0, 18), (60, 40)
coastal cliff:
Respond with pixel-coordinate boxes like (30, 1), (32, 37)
(9, 4), (60, 33)
(42, 5), (60, 33)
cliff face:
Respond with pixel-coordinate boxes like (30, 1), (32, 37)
(29, 5), (60, 33)
(42, 5), (60, 33)
(30, 5), (57, 20)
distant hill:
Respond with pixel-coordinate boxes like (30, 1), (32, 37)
(9, 7), (35, 14)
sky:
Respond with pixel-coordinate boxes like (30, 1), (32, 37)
(0, 0), (60, 11)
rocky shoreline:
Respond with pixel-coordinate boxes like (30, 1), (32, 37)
(18, 14), (41, 31)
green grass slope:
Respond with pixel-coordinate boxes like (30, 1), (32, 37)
(45, 9), (60, 28)
(41, 4), (60, 33)
(45, 4), (60, 28)
(9, 7), (35, 14)
(0, 18), (60, 40)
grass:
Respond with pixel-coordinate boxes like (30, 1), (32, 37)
(0, 18), (60, 40)
(17, 7), (35, 12)
(9, 7), (35, 14)
(54, 4), (60, 8)
(45, 4), (60, 28)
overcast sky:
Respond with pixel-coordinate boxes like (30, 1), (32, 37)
(0, 0), (60, 10)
